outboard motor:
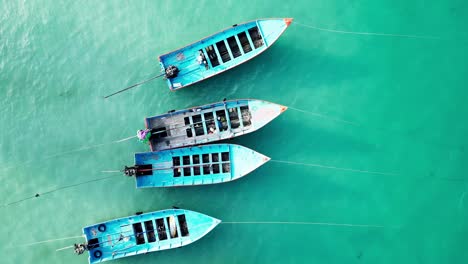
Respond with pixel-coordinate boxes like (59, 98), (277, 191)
(124, 166), (138, 177)
(74, 243), (87, 255)
(165, 65), (179, 79)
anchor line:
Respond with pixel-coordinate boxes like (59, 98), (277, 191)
(42, 135), (137, 159)
(103, 73), (165, 99)
(20, 235), (86, 247)
(1, 135), (137, 173)
(220, 221), (387, 228)
(31, 228), (141, 249)
(3, 175), (117, 207)
(293, 21), (440, 39)
(287, 106), (358, 125)
(56, 245), (75, 251)
(270, 159), (399, 176)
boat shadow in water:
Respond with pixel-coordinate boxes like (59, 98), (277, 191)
(174, 42), (369, 100)
(227, 117), (377, 157)
(148, 150), (372, 226)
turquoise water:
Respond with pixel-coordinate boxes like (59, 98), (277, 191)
(1, 1), (467, 263)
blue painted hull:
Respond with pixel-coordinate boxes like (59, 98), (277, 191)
(82, 209), (220, 264)
(130, 144), (270, 188)
(159, 18), (293, 90)
(144, 99), (287, 151)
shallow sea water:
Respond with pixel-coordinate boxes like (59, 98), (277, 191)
(1, 1), (467, 263)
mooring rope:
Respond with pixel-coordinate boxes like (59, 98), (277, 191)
(221, 221), (387, 228)
(270, 159), (399, 176)
(2, 175), (117, 207)
(287, 106), (358, 125)
(103, 73), (165, 99)
(19, 235), (85, 247)
(294, 21), (440, 40)
(1, 135), (137, 172)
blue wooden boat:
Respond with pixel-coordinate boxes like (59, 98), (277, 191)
(123, 144), (270, 187)
(143, 99), (287, 151)
(159, 18), (293, 90)
(73, 209), (220, 263)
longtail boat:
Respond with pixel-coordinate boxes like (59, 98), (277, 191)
(142, 99), (287, 151)
(159, 18), (293, 90)
(73, 209), (220, 263)
(124, 144), (270, 187)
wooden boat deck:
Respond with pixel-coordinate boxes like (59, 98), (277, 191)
(144, 99), (287, 151)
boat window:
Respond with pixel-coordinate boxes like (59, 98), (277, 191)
(186, 128), (193, 138)
(202, 154), (210, 163)
(204, 112), (216, 134)
(132, 222), (146, 245)
(227, 36), (242, 58)
(192, 155), (201, 176)
(156, 218), (168, 241)
(215, 110), (228, 131)
(221, 152), (230, 161)
(240, 106), (252, 127)
(222, 163), (231, 173)
(248, 26), (264, 49)
(212, 153), (219, 162)
(216, 40), (231, 63)
(228, 107), (240, 129)
(183, 167), (191, 176)
(192, 114), (205, 136)
(194, 166), (201, 175)
(87, 238), (99, 249)
(212, 163), (220, 174)
(183, 156), (191, 176)
(144, 220), (156, 243)
(205, 45), (220, 67)
(173, 157), (181, 177)
(152, 127), (168, 138)
(237, 32), (252, 53)
(177, 214), (190, 237)
(203, 164), (210, 174)
(184, 117), (193, 138)
(197, 49), (209, 69)
(193, 155), (200, 164)
(167, 217), (179, 238)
